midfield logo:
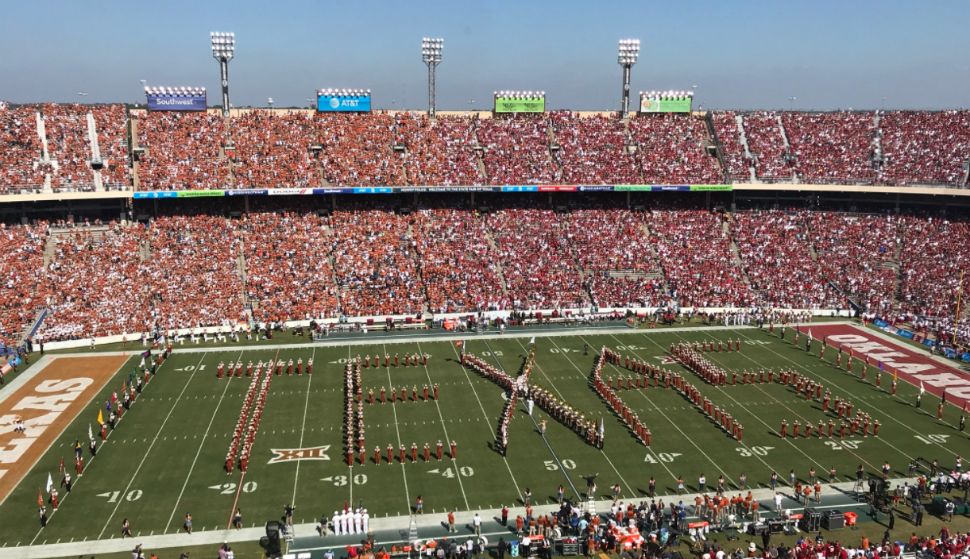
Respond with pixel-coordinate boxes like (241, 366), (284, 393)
(267, 445), (330, 464)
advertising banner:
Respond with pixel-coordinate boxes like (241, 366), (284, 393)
(317, 94), (372, 113)
(639, 96), (692, 113)
(146, 93), (207, 112)
(494, 97), (545, 113)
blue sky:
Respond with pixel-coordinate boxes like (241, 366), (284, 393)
(1, 0), (968, 110)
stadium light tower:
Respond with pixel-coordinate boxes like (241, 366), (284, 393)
(617, 39), (640, 116)
(422, 37), (444, 117)
(210, 31), (236, 117)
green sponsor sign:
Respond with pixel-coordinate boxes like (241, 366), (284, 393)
(494, 97), (545, 113)
(176, 190), (226, 198)
(639, 97), (692, 113)
(690, 184), (733, 192)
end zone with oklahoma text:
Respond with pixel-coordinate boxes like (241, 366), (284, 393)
(796, 323), (970, 407)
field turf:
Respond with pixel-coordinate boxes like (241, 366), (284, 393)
(1, 323), (968, 547)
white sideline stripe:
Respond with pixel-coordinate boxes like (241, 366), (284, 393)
(165, 351), (242, 530)
(415, 341), (470, 510)
(93, 353), (208, 540)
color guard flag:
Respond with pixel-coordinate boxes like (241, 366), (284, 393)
(88, 423), (94, 441)
(919, 382), (925, 395)
(45, 473), (54, 494)
(97, 409), (104, 426)
(598, 417), (605, 439)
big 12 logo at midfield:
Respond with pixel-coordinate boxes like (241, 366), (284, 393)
(267, 445), (330, 464)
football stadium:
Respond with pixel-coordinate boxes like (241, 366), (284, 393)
(1, 3), (970, 559)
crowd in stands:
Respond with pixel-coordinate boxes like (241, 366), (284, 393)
(230, 111), (318, 188)
(741, 112), (792, 181)
(137, 111), (229, 190)
(0, 223), (48, 347)
(732, 210), (843, 309)
(4, 106), (970, 190)
(329, 203), (425, 316)
(394, 113), (481, 186)
(561, 208), (665, 308)
(318, 113), (407, 187)
(239, 211), (340, 322)
(2, 198), (970, 348)
(649, 209), (752, 308)
(487, 207), (588, 310)
(783, 111), (877, 183)
(879, 111), (970, 186)
(411, 208), (508, 313)
(806, 211), (899, 315)
(0, 106), (46, 190)
(897, 216), (970, 319)
(478, 115), (559, 185)
(711, 112), (749, 180)
(551, 112), (640, 184)
(628, 114), (722, 184)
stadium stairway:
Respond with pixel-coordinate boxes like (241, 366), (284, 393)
(723, 217), (754, 289)
(482, 228), (511, 300)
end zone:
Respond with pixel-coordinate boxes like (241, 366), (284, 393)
(796, 323), (970, 408)
(0, 355), (129, 506)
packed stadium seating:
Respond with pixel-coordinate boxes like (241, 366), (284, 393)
(879, 111), (970, 186)
(0, 223), (48, 347)
(741, 112), (792, 181)
(648, 208), (753, 308)
(731, 210), (843, 309)
(628, 114), (722, 184)
(6, 106), (970, 190)
(0, 106), (47, 191)
(230, 111), (318, 188)
(710, 111), (750, 181)
(394, 113), (482, 186)
(1, 198), (969, 348)
(478, 115), (559, 185)
(550, 112), (639, 184)
(782, 112), (876, 184)
(137, 111), (229, 191)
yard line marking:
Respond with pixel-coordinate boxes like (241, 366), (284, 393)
(512, 337), (636, 499)
(165, 351), (242, 531)
(446, 341), (523, 500)
(556, 335), (736, 488)
(381, 344), (412, 511)
(733, 329), (934, 461)
(95, 352), (209, 540)
(290, 347), (316, 509)
(416, 342), (469, 510)
(616, 332), (824, 483)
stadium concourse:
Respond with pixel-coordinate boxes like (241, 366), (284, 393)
(1, 106), (970, 194)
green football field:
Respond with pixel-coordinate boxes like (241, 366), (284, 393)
(2, 323), (968, 547)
